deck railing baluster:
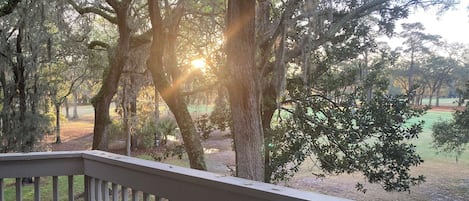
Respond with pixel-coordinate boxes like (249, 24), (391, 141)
(131, 189), (138, 201)
(53, 176), (59, 201)
(111, 183), (118, 201)
(16, 178), (22, 201)
(84, 176), (90, 201)
(122, 186), (128, 201)
(96, 179), (102, 201)
(34, 177), (40, 201)
(103, 181), (109, 201)
(90, 177), (96, 201)
(0, 178), (4, 201)
(142, 193), (149, 201)
(68, 175), (74, 201)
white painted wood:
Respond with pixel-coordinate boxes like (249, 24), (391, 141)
(16, 178), (22, 201)
(90, 177), (96, 201)
(0, 158), (83, 178)
(103, 181), (109, 201)
(53, 176), (59, 201)
(131, 189), (138, 201)
(84, 151), (350, 201)
(142, 193), (149, 201)
(0, 151), (350, 201)
(122, 186), (128, 201)
(111, 183), (118, 201)
(96, 179), (102, 201)
(84, 176), (90, 201)
(34, 177), (40, 201)
(68, 175), (74, 201)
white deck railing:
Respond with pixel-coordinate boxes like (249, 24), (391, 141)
(0, 150), (351, 201)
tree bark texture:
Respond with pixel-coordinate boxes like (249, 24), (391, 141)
(92, 1), (131, 150)
(54, 103), (61, 144)
(147, 0), (206, 170)
(225, 0), (265, 181)
(72, 91), (78, 119)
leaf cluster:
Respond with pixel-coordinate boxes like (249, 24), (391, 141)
(269, 74), (426, 192)
(432, 101), (469, 160)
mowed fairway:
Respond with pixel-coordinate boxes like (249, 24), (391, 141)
(289, 109), (469, 201)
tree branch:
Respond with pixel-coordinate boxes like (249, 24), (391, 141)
(0, 0), (21, 18)
(180, 82), (219, 96)
(66, 0), (117, 24)
(130, 30), (153, 48)
(286, 0), (387, 62)
(88, 40), (110, 50)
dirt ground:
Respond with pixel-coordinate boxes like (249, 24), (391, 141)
(49, 106), (469, 201)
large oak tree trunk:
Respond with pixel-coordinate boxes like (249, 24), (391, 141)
(92, 2), (131, 150)
(261, 86), (277, 182)
(147, 0), (206, 170)
(225, 0), (265, 181)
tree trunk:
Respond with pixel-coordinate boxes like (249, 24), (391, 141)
(428, 94), (433, 106)
(147, 0), (206, 170)
(123, 81), (131, 156)
(408, 49), (416, 105)
(261, 86), (277, 182)
(72, 91), (79, 119)
(92, 92), (113, 150)
(54, 103), (61, 144)
(148, 57), (206, 170)
(92, 2), (131, 150)
(13, 25), (30, 151)
(0, 70), (12, 152)
(225, 0), (265, 181)
(65, 98), (70, 119)
(436, 85), (441, 107)
(130, 75), (138, 150)
(154, 88), (160, 146)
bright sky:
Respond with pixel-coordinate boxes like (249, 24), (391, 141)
(384, 0), (469, 47)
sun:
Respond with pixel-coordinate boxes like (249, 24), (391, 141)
(191, 58), (206, 72)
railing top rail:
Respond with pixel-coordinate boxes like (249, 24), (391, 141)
(0, 151), (85, 161)
(0, 151), (351, 201)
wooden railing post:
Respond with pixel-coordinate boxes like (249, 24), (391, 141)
(34, 177), (40, 201)
(121, 186), (128, 201)
(84, 176), (90, 201)
(90, 177), (96, 201)
(68, 175), (74, 201)
(53, 176), (58, 201)
(15, 178), (22, 201)
(0, 178), (4, 201)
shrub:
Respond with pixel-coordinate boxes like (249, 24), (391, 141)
(156, 117), (178, 145)
(195, 114), (213, 139)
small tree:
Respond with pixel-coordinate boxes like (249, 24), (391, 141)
(432, 85), (469, 160)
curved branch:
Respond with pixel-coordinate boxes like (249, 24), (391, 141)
(88, 40), (110, 50)
(130, 30), (153, 48)
(66, 0), (117, 24)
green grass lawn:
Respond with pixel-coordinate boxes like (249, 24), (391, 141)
(3, 176), (85, 201)
(420, 98), (461, 107)
(408, 110), (469, 164)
